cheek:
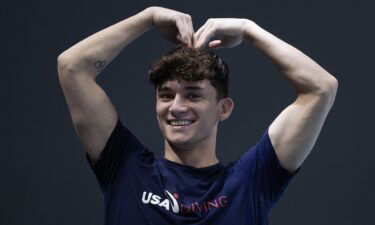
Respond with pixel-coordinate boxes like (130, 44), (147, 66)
(156, 104), (168, 126)
(156, 111), (167, 136)
(205, 105), (220, 119)
(199, 107), (220, 127)
(155, 104), (164, 118)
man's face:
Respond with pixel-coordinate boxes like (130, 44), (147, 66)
(156, 79), (225, 150)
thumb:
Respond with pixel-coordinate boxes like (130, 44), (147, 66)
(208, 40), (222, 49)
(175, 34), (184, 45)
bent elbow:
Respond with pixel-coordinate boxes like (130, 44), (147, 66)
(57, 53), (75, 75)
(57, 52), (88, 76)
(327, 75), (339, 93)
(323, 76), (338, 97)
(313, 73), (338, 95)
(317, 75), (339, 107)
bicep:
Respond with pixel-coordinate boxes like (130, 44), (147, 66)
(58, 70), (118, 164)
(268, 91), (337, 173)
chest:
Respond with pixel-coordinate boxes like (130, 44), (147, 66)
(107, 162), (263, 224)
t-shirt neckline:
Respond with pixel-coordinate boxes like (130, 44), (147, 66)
(159, 157), (224, 174)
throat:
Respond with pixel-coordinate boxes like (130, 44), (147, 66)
(163, 140), (219, 168)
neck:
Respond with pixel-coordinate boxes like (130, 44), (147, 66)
(164, 129), (219, 168)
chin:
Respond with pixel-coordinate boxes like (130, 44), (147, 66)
(166, 137), (195, 150)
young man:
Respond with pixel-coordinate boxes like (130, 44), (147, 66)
(57, 6), (338, 225)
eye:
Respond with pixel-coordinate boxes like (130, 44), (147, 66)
(159, 94), (173, 100)
(187, 93), (200, 99)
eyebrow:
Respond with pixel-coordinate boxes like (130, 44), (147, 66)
(158, 86), (204, 92)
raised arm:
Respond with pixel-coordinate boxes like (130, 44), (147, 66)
(195, 19), (338, 173)
(57, 7), (194, 164)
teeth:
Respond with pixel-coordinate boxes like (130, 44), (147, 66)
(170, 120), (193, 126)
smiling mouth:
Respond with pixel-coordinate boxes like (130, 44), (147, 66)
(167, 119), (196, 126)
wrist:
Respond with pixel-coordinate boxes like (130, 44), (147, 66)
(143, 6), (164, 28)
(140, 7), (156, 29)
(242, 19), (259, 42)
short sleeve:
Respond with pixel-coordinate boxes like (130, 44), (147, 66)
(85, 118), (146, 193)
(239, 127), (300, 207)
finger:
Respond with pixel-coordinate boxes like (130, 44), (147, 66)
(182, 18), (193, 47)
(185, 17), (194, 47)
(209, 40), (222, 49)
(194, 22), (210, 45)
(176, 19), (189, 45)
(195, 23), (216, 49)
(176, 33), (184, 44)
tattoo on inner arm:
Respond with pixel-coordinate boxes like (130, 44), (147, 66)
(93, 60), (107, 73)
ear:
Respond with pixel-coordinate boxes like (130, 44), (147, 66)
(218, 97), (234, 121)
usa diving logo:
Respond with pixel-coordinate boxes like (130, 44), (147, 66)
(141, 190), (229, 214)
(141, 190), (179, 213)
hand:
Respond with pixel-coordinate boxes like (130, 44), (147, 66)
(194, 18), (249, 49)
(149, 7), (194, 47)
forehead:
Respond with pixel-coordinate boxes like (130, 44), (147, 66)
(157, 79), (213, 92)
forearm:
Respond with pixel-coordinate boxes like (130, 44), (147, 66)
(58, 7), (153, 79)
(243, 20), (337, 95)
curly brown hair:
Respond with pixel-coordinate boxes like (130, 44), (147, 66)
(148, 46), (229, 101)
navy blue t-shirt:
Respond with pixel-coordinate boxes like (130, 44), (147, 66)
(86, 118), (298, 225)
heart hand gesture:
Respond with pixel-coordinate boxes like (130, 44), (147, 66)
(150, 7), (194, 47)
(150, 7), (249, 49)
(194, 18), (249, 49)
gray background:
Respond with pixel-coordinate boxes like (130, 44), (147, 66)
(2, 0), (374, 224)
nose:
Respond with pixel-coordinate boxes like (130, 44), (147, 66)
(169, 94), (188, 115)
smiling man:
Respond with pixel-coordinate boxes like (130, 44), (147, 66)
(150, 47), (234, 168)
(57, 6), (338, 225)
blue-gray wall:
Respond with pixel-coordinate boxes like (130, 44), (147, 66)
(2, 0), (373, 224)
